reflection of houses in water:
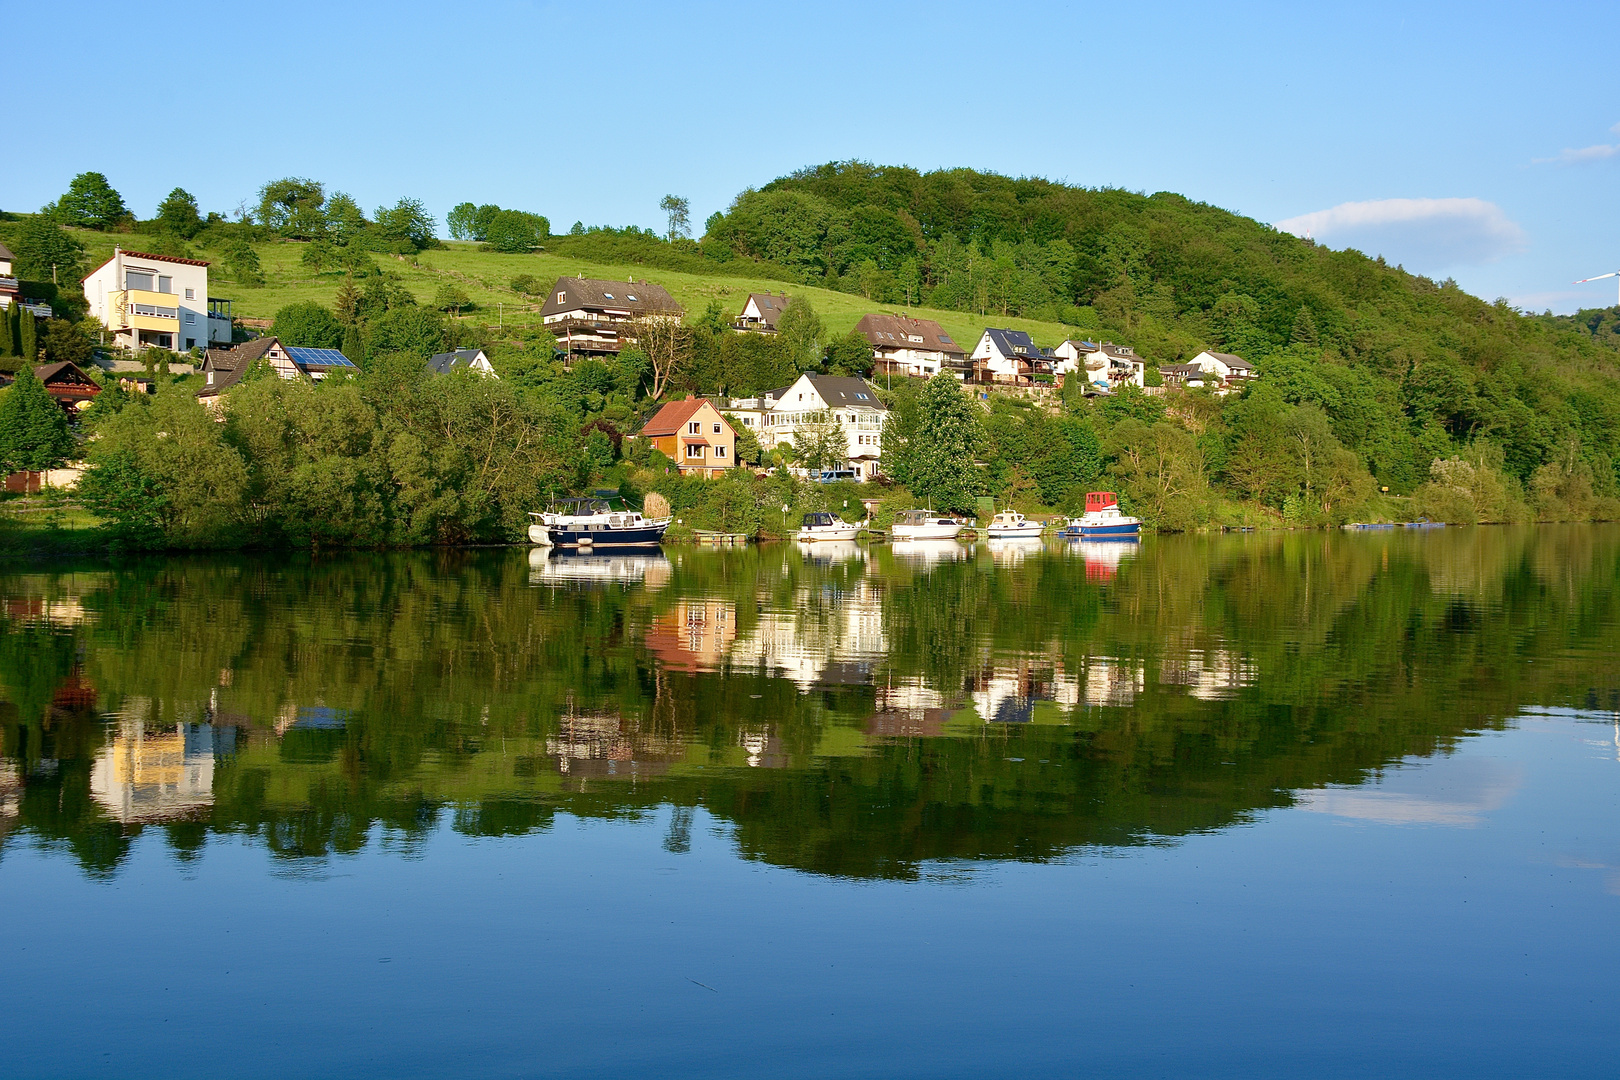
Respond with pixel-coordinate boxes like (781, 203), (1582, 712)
(2, 594), (94, 627)
(966, 661), (1080, 723)
(89, 720), (232, 824)
(0, 758), (20, 820)
(544, 710), (684, 779)
(273, 704), (349, 737)
(866, 678), (954, 738)
(1082, 658), (1144, 708)
(728, 581), (887, 690)
(737, 727), (787, 768)
(1159, 649), (1257, 700)
(645, 599), (738, 673)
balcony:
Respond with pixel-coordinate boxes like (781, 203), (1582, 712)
(112, 289), (180, 332)
(0, 275), (18, 294)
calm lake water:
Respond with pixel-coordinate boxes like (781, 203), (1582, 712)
(2, 529), (1618, 1078)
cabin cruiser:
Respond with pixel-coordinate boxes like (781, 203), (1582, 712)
(796, 511), (861, 542)
(984, 509), (1045, 539)
(1063, 491), (1141, 540)
(528, 496), (671, 548)
(889, 509), (966, 541)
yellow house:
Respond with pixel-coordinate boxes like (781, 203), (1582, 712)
(639, 396), (738, 477)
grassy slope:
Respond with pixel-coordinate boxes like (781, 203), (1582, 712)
(63, 229), (1082, 347)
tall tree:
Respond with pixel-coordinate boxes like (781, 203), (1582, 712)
(155, 188), (202, 237)
(630, 316), (691, 400)
(0, 366), (75, 472)
(0, 304), (13, 358)
(18, 309), (37, 363)
(907, 374), (984, 512)
(776, 298), (824, 372)
(256, 178), (327, 236)
(11, 216), (86, 283)
(447, 202), (478, 241)
(270, 302), (345, 348)
(660, 195), (690, 241)
(373, 198), (437, 251)
(56, 172), (128, 229)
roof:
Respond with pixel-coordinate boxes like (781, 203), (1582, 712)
(1205, 350), (1254, 370)
(540, 277), (684, 319)
(33, 361), (99, 386)
(287, 347), (356, 370)
(801, 374), (886, 411)
(0, 242), (13, 261)
(640, 396), (724, 437)
(426, 348), (488, 374)
(82, 248), (211, 281)
(1060, 338), (1099, 351)
(204, 337), (279, 373)
(981, 328), (1039, 357)
(740, 292), (793, 329)
(853, 313), (964, 358)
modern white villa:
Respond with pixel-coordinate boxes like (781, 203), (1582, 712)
(757, 373), (889, 479)
(81, 248), (232, 353)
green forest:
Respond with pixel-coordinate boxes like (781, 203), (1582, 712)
(5, 163), (1620, 546)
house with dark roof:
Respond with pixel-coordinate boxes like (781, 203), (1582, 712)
(540, 277), (684, 358)
(427, 348), (496, 376)
(1190, 350), (1257, 383)
(81, 247), (232, 352)
(969, 328), (1056, 386)
(760, 373), (888, 479)
(638, 396), (738, 477)
(735, 292), (794, 333)
(1159, 363), (1211, 388)
(0, 363), (103, 413)
(853, 314), (966, 378)
(196, 338), (358, 409)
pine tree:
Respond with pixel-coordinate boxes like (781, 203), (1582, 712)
(0, 366), (74, 473)
(1290, 305), (1319, 346)
(18, 309), (37, 363)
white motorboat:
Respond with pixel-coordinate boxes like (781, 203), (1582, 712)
(889, 509), (965, 541)
(1062, 491), (1141, 540)
(528, 495), (671, 548)
(796, 511), (860, 542)
(984, 510), (1045, 539)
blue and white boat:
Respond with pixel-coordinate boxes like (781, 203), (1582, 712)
(1062, 492), (1141, 541)
(529, 496), (671, 548)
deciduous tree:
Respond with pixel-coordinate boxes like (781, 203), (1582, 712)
(56, 172), (128, 229)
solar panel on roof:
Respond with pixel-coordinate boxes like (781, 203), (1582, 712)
(287, 347), (357, 368)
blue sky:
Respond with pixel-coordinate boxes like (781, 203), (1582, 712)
(9, 0), (1620, 312)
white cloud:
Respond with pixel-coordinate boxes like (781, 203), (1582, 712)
(1295, 758), (1520, 828)
(1532, 121), (1620, 165)
(1274, 197), (1527, 270)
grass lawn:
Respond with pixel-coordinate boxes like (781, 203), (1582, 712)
(0, 496), (107, 558)
(57, 229), (1088, 349)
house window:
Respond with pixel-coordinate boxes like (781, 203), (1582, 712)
(185, 288), (195, 300)
(185, 338), (195, 349)
(158, 276), (173, 294)
(184, 312), (196, 324)
(627, 294), (638, 301)
(557, 292), (566, 303)
(686, 444), (704, 458)
(716, 446), (727, 459)
(712, 423), (721, 434)
(603, 293), (614, 299)
(688, 421), (700, 434)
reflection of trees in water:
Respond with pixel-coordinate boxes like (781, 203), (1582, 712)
(0, 528), (1615, 878)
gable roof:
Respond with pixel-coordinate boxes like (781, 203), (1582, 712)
(0, 242), (13, 262)
(1205, 350), (1254, 371)
(203, 336), (279, 373)
(1060, 338), (1099, 352)
(426, 348), (489, 374)
(981, 328), (1038, 357)
(741, 292), (794, 329)
(853, 314), (964, 358)
(33, 361), (99, 387)
(640, 396), (720, 437)
(286, 347), (357, 370)
(540, 277), (684, 319)
(802, 374), (887, 411)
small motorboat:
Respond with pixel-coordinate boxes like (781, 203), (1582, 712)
(1062, 492), (1141, 540)
(985, 510), (1045, 539)
(796, 511), (860, 542)
(528, 495), (671, 548)
(890, 509), (965, 541)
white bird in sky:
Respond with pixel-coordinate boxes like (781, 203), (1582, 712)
(1572, 270), (1620, 307)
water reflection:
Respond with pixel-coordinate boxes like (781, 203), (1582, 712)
(0, 526), (1616, 879)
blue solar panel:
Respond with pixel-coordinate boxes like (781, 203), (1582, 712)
(287, 347), (357, 368)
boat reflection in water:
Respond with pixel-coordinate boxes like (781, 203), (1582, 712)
(797, 539), (865, 565)
(528, 547), (672, 589)
(1067, 538), (1139, 581)
(985, 536), (1045, 566)
(888, 538), (969, 567)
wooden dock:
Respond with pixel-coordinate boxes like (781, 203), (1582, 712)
(690, 531), (751, 546)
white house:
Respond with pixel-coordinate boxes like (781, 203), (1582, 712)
(854, 313), (967, 379)
(1054, 342), (1145, 390)
(735, 292), (793, 333)
(970, 328), (1055, 385)
(715, 396), (769, 435)
(540, 276), (683, 358)
(82, 248), (232, 353)
(427, 348), (497, 376)
(760, 373), (888, 479)
(1190, 350), (1257, 382)
(0, 242), (17, 310)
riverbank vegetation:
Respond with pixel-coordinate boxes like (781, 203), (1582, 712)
(5, 162), (1620, 549)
